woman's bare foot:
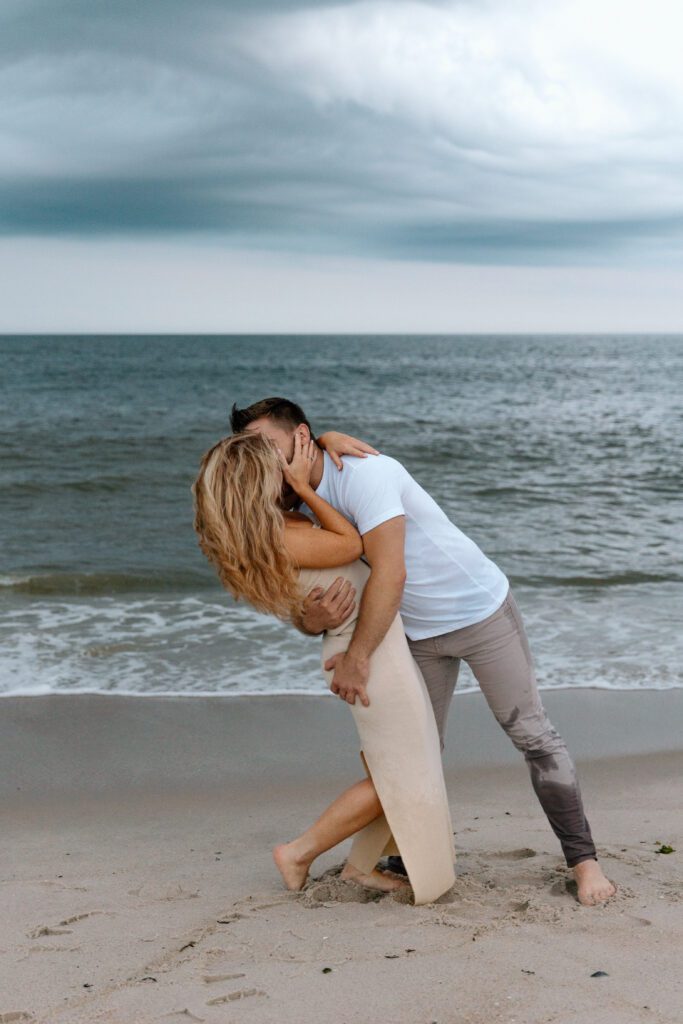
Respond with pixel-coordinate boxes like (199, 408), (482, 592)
(272, 842), (311, 891)
(572, 858), (617, 906)
(340, 862), (409, 893)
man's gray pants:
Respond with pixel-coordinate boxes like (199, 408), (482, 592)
(406, 589), (598, 867)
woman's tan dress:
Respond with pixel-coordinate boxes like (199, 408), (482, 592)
(298, 557), (456, 905)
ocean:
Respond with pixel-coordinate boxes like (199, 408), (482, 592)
(1, 334), (681, 698)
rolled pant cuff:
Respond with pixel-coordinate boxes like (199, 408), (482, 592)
(566, 853), (598, 868)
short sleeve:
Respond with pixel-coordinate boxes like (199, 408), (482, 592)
(340, 455), (406, 535)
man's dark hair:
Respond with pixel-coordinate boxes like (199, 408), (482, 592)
(230, 397), (315, 436)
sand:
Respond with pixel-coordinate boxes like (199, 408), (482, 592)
(1, 689), (681, 1024)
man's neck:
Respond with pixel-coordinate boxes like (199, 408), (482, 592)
(308, 447), (325, 490)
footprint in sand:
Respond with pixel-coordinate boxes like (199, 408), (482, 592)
(205, 989), (267, 1005)
(302, 878), (392, 908)
(229, 893), (299, 915)
(202, 973), (246, 983)
(18, 943), (82, 958)
(58, 910), (115, 925)
(27, 909), (115, 938)
(129, 883), (201, 902)
(158, 1010), (206, 1021)
(300, 864), (415, 908)
(550, 878), (578, 898)
(26, 925), (73, 938)
(509, 899), (531, 913)
(659, 881), (682, 903)
(247, 899), (298, 912)
(36, 880), (88, 892)
(215, 911), (245, 924)
(0, 1013), (34, 1023)
(489, 848), (538, 860)
(600, 846), (652, 867)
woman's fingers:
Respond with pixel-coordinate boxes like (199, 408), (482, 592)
(329, 435), (379, 469)
(342, 437), (380, 458)
(282, 432), (315, 489)
(347, 442), (380, 458)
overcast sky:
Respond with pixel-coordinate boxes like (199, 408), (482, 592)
(1, 0), (682, 332)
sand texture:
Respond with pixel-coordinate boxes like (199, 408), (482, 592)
(1, 691), (681, 1024)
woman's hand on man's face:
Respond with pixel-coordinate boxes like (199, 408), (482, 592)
(277, 432), (316, 494)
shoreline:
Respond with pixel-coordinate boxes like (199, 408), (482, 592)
(3, 681), (682, 697)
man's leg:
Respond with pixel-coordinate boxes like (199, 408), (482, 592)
(449, 591), (597, 865)
(443, 590), (615, 903)
(405, 636), (461, 752)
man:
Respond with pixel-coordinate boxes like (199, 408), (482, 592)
(230, 397), (616, 907)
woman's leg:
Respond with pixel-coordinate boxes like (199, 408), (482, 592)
(346, 812), (397, 874)
(295, 561), (456, 904)
(273, 778), (406, 892)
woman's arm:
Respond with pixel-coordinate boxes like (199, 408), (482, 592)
(279, 436), (363, 569)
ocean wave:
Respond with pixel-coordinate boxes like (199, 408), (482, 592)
(2, 476), (137, 495)
(513, 571), (682, 587)
(0, 570), (213, 596)
(1, 578), (682, 699)
(2, 568), (678, 598)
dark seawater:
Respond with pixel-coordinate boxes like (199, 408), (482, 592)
(1, 334), (681, 696)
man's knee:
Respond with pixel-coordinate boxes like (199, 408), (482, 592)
(497, 704), (564, 757)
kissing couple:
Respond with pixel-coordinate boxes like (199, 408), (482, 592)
(191, 397), (616, 907)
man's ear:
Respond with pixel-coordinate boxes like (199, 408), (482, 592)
(296, 423), (311, 443)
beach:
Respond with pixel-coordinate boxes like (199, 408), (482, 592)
(2, 689), (681, 1024)
(3, 0), (683, 1015)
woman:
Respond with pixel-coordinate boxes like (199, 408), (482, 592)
(191, 430), (455, 905)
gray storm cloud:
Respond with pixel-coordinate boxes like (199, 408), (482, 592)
(1, 0), (683, 265)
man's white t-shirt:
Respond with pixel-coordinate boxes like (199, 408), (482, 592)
(298, 452), (509, 641)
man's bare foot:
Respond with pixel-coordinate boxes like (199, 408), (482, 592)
(572, 858), (617, 906)
(272, 842), (311, 891)
(340, 862), (408, 893)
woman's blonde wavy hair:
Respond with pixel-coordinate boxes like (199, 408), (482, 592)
(191, 431), (303, 619)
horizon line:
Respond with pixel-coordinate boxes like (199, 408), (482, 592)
(2, 331), (683, 338)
